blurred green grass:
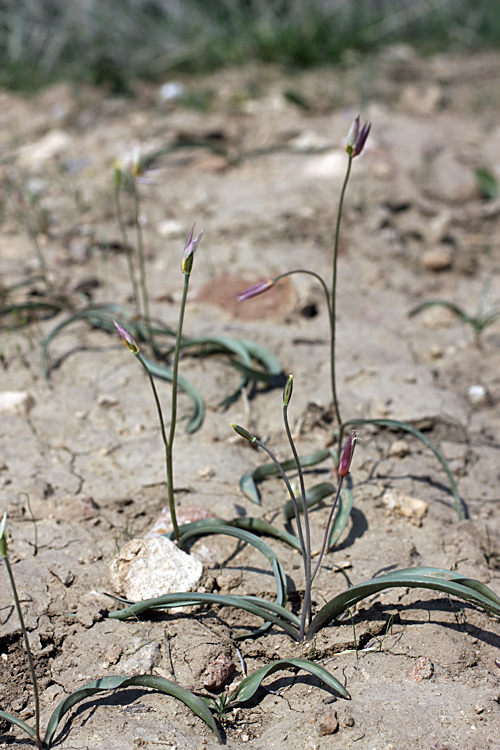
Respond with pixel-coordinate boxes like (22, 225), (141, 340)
(0, 0), (499, 91)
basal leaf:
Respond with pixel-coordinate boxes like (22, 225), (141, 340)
(0, 710), (37, 741)
(229, 658), (349, 703)
(307, 567), (500, 638)
(44, 674), (221, 746)
(283, 482), (336, 521)
(328, 486), (354, 549)
(341, 418), (465, 520)
(240, 449), (332, 504)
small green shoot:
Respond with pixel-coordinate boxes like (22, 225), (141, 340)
(409, 276), (500, 347)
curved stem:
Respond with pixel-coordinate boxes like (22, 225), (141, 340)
(331, 155), (353, 432)
(3, 555), (42, 749)
(273, 269), (331, 311)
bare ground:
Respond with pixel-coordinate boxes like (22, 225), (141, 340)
(1, 48), (500, 750)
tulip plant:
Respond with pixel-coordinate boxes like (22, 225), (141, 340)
(237, 115), (465, 521)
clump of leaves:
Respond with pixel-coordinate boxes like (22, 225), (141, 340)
(0, 513), (222, 747)
(107, 379), (500, 737)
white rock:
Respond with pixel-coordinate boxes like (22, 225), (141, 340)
(382, 489), (428, 527)
(468, 384), (487, 405)
(156, 219), (184, 238)
(0, 391), (35, 416)
(303, 150), (346, 179)
(109, 536), (203, 601)
(17, 129), (72, 169)
(158, 80), (185, 101)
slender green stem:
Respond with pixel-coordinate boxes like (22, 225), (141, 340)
(166, 272), (192, 541)
(311, 476), (344, 585)
(136, 353), (180, 541)
(3, 554), (42, 750)
(13, 201), (52, 295)
(253, 438), (307, 563)
(283, 403), (312, 639)
(114, 181), (140, 315)
(132, 182), (150, 324)
(273, 269), (332, 311)
(331, 155), (353, 433)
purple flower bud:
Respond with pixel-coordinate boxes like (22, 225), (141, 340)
(181, 224), (204, 274)
(346, 116), (371, 158)
(237, 279), (275, 302)
(114, 320), (140, 355)
(338, 431), (357, 478)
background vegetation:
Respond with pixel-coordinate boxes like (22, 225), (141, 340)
(0, 0), (499, 91)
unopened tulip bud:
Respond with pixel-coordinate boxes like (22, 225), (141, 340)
(114, 320), (140, 355)
(346, 116), (371, 158)
(346, 116), (360, 154)
(237, 279), (275, 302)
(283, 375), (294, 406)
(338, 431), (357, 477)
(181, 224), (204, 274)
(231, 423), (256, 443)
(0, 512), (8, 557)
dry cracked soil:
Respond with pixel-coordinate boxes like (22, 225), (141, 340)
(1, 47), (500, 750)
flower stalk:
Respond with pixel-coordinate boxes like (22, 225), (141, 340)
(113, 225), (203, 543)
(0, 513), (42, 750)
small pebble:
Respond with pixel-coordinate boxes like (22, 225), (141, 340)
(422, 247), (453, 271)
(468, 384), (487, 405)
(389, 439), (410, 458)
(202, 653), (236, 690)
(406, 655), (434, 682)
(318, 709), (338, 736)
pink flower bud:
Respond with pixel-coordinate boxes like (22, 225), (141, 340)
(181, 224), (204, 274)
(338, 431), (357, 477)
(237, 279), (275, 302)
(346, 116), (371, 158)
(114, 320), (140, 354)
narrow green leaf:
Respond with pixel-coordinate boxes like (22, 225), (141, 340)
(0, 710), (37, 740)
(475, 167), (499, 200)
(409, 300), (473, 326)
(41, 303), (127, 380)
(328, 487), (354, 549)
(240, 449), (332, 504)
(342, 418), (465, 520)
(229, 658), (349, 703)
(307, 568), (500, 638)
(284, 482), (336, 521)
(44, 674), (221, 746)
(175, 521), (288, 639)
(107, 591), (300, 639)
(229, 517), (302, 552)
(141, 355), (205, 433)
(41, 305), (205, 432)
